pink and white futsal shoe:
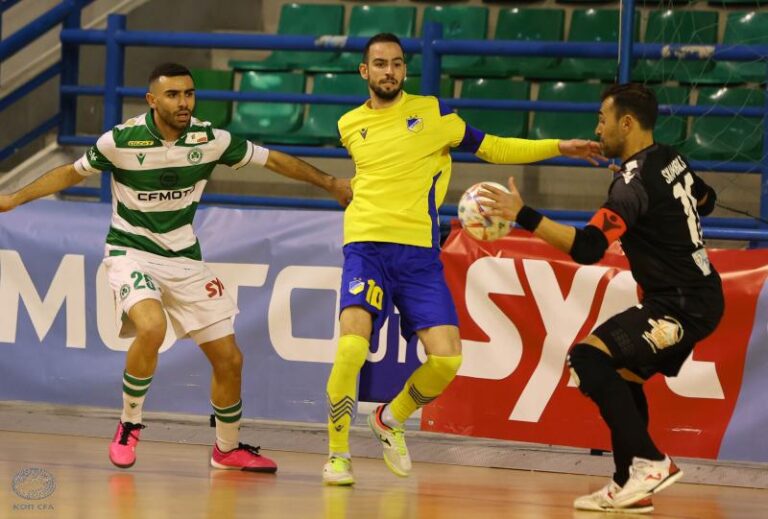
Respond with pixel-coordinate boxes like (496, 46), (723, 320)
(109, 421), (146, 469)
(210, 443), (278, 473)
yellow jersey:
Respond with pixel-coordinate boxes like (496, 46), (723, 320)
(338, 91), (561, 248)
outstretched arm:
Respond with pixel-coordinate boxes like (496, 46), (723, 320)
(557, 139), (607, 166)
(0, 164), (84, 212)
(481, 178), (577, 254)
(264, 150), (352, 208)
(470, 132), (606, 166)
(481, 177), (628, 265)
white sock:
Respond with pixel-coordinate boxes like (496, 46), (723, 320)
(382, 404), (402, 429)
(121, 393), (147, 424)
(121, 371), (152, 424)
(212, 400), (242, 452)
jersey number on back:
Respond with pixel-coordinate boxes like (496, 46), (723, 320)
(672, 172), (703, 248)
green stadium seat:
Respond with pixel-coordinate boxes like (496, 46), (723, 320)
(408, 6), (488, 76)
(556, 0), (616, 4)
(708, 0), (767, 6)
(682, 87), (764, 161)
(633, 11), (718, 83)
(474, 8), (564, 79)
(263, 73), (369, 145)
(315, 5), (417, 72)
(651, 85), (690, 147)
(530, 81), (603, 141)
(459, 78), (530, 138)
(557, 9), (638, 82)
(227, 72), (305, 139)
(402, 75), (454, 98)
(636, 0), (698, 4)
(697, 11), (768, 84)
(228, 4), (343, 72)
(190, 69), (234, 128)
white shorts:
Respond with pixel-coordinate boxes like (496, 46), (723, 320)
(103, 247), (238, 340)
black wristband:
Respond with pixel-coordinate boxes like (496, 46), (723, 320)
(516, 205), (544, 232)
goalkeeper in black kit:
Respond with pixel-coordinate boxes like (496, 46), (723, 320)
(481, 83), (723, 515)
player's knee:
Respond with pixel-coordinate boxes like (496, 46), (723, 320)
(426, 354), (462, 386)
(567, 343), (614, 398)
(134, 318), (167, 350)
(215, 346), (243, 376)
(327, 335), (369, 395)
(334, 335), (369, 371)
(339, 306), (374, 338)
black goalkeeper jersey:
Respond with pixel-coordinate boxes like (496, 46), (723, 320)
(602, 143), (721, 294)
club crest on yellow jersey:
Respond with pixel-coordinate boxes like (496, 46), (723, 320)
(406, 115), (423, 133)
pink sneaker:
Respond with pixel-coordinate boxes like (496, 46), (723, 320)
(109, 421), (145, 469)
(210, 443), (277, 473)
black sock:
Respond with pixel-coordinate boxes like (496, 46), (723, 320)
(612, 381), (650, 486)
(569, 344), (663, 484)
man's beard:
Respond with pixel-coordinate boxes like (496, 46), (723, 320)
(158, 108), (190, 131)
(601, 140), (622, 159)
(370, 80), (402, 101)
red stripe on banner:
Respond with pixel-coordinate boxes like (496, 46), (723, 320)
(426, 223), (768, 460)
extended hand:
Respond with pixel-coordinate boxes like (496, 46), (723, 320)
(330, 178), (353, 208)
(479, 177), (524, 221)
(558, 139), (607, 166)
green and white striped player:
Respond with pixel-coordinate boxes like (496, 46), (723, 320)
(0, 62), (352, 472)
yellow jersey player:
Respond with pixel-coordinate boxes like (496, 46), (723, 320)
(322, 33), (605, 485)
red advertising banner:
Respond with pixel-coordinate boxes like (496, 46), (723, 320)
(425, 224), (768, 459)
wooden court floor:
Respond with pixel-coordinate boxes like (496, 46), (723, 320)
(0, 431), (765, 519)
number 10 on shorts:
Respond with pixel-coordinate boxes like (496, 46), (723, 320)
(366, 280), (383, 310)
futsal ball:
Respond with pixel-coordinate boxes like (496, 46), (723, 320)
(458, 182), (511, 241)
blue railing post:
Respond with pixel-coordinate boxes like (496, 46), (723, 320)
(759, 75), (768, 248)
(100, 14), (126, 203)
(617, 0), (635, 83)
(59, 0), (85, 138)
(421, 22), (442, 96)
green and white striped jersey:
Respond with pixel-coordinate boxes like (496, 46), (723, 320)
(74, 111), (268, 260)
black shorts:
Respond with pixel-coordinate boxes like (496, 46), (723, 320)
(592, 284), (724, 379)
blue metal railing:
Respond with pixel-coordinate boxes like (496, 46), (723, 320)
(3, 1), (767, 241)
(0, 0), (86, 59)
(0, 0), (91, 160)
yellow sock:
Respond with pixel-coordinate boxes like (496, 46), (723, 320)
(389, 354), (462, 425)
(327, 334), (369, 454)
